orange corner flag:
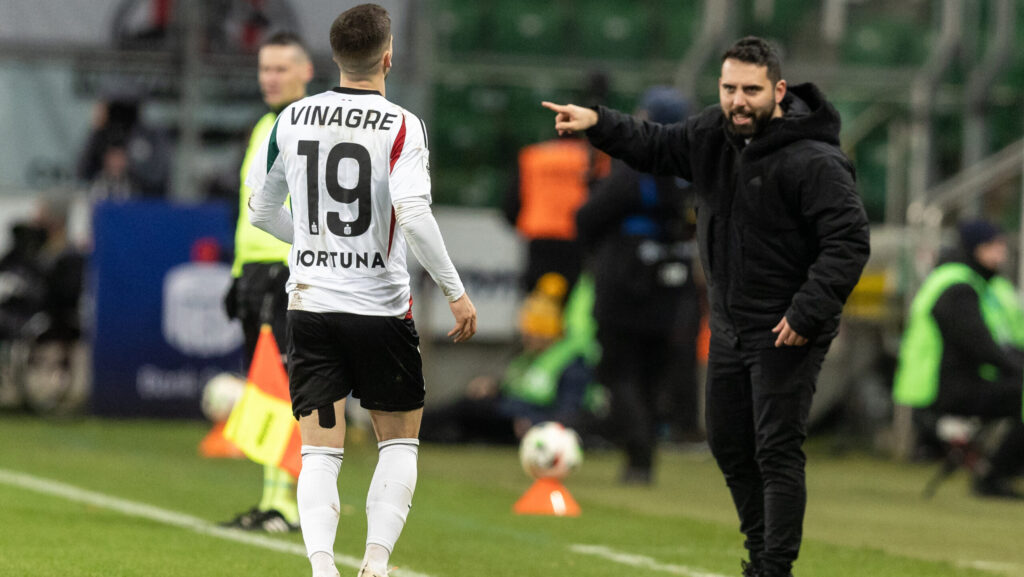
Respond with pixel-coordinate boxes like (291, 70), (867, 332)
(223, 325), (302, 478)
(513, 477), (581, 517)
(199, 421), (244, 458)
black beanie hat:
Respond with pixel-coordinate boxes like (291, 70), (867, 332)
(958, 219), (1001, 254)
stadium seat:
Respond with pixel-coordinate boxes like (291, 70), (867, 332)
(850, 130), (888, 223)
(490, 0), (568, 55)
(660, 0), (702, 60)
(987, 105), (1021, 153)
(432, 0), (487, 54)
(432, 84), (516, 207)
(574, 0), (653, 60)
(432, 84), (505, 166)
(839, 15), (931, 66)
(739, 0), (818, 46)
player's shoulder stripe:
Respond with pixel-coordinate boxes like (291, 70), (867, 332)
(389, 114), (408, 173)
(266, 116), (281, 173)
(417, 116), (428, 148)
(392, 105), (428, 148)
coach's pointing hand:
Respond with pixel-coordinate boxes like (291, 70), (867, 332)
(541, 101), (599, 136)
(448, 293), (477, 343)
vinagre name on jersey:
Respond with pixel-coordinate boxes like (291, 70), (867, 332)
(290, 105), (398, 130)
(295, 249), (386, 269)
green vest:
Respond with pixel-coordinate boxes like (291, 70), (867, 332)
(502, 275), (605, 411)
(231, 112), (291, 277)
(893, 262), (1024, 415)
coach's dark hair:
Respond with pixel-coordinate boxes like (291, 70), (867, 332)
(329, 4), (391, 78)
(261, 31), (310, 57)
(722, 36), (782, 84)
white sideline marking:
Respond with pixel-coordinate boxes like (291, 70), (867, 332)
(960, 560), (1023, 575)
(570, 544), (729, 577)
(0, 468), (432, 577)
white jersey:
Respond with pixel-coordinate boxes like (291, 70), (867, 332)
(246, 87), (461, 316)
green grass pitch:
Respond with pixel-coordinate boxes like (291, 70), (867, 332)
(0, 415), (1021, 577)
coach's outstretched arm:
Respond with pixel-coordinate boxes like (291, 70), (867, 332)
(541, 101), (693, 180)
(395, 197), (477, 343)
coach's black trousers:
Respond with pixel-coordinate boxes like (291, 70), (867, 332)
(705, 337), (829, 576)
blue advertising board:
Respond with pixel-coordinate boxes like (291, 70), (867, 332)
(91, 200), (243, 418)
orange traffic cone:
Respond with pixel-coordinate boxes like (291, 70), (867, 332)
(199, 421), (244, 458)
(513, 477), (581, 517)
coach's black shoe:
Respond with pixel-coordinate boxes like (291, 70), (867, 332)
(219, 507), (265, 530)
(620, 466), (653, 486)
(258, 509), (299, 533)
(972, 476), (1024, 500)
(758, 563), (793, 577)
(740, 560), (760, 577)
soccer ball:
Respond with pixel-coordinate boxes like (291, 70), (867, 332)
(519, 421), (583, 480)
(200, 373), (245, 422)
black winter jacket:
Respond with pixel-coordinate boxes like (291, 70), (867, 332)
(586, 83), (870, 348)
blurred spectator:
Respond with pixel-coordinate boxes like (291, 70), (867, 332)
(504, 133), (591, 291)
(112, 0), (299, 53)
(219, 31), (312, 533)
(422, 273), (607, 444)
(33, 199), (86, 344)
(504, 73), (611, 292)
(894, 219), (1024, 499)
(576, 86), (701, 485)
(78, 95), (171, 199)
(0, 222), (49, 341)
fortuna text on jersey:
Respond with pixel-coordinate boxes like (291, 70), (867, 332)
(294, 249), (386, 269)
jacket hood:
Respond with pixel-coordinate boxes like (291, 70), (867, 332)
(740, 83), (841, 160)
(936, 247), (998, 281)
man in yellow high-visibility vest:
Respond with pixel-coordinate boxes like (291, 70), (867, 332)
(895, 219), (1024, 499)
(221, 31), (313, 532)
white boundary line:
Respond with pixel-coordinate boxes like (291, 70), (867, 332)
(0, 468), (433, 577)
(570, 544), (730, 577)
(959, 560), (1023, 575)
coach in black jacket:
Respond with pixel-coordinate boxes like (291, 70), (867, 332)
(544, 37), (870, 577)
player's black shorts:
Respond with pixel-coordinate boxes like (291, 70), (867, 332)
(286, 310), (424, 418)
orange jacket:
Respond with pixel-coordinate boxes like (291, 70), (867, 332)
(516, 139), (601, 240)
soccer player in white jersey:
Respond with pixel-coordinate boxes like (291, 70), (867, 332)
(247, 5), (477, 577)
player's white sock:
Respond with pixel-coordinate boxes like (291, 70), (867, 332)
(298, 445), (344, 571)
(363, 438), (419, 574)
(310, 551), (339, 577)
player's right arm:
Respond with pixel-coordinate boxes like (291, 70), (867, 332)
(389, 112), (477, 342)
(246, 119), (294, 243)
(541, 101), (693, 180)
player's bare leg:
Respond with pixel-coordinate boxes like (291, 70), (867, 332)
(298, 397), (349, 577)
(358, 408), (423, 577)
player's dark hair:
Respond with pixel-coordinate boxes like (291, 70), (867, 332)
(261, 31), (310, 58)
(329, 4), (391, 78)
(722, 36), (782, 84)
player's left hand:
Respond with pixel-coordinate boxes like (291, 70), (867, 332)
(448, 293), (477, 343)
(772, 316), (807, 347)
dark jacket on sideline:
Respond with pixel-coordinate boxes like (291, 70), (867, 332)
(932, 252), (1024, 407)
(586, 83), (870, 348)
(576, 159), (697, 335)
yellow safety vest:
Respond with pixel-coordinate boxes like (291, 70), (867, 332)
(231, 112), (291, 277)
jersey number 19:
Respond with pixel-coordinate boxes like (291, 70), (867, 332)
(298, 140), (372, 237)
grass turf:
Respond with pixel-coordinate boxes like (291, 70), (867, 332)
(0, 415), (1021, 577)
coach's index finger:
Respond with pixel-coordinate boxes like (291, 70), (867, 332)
(541, 101), (567, 113)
